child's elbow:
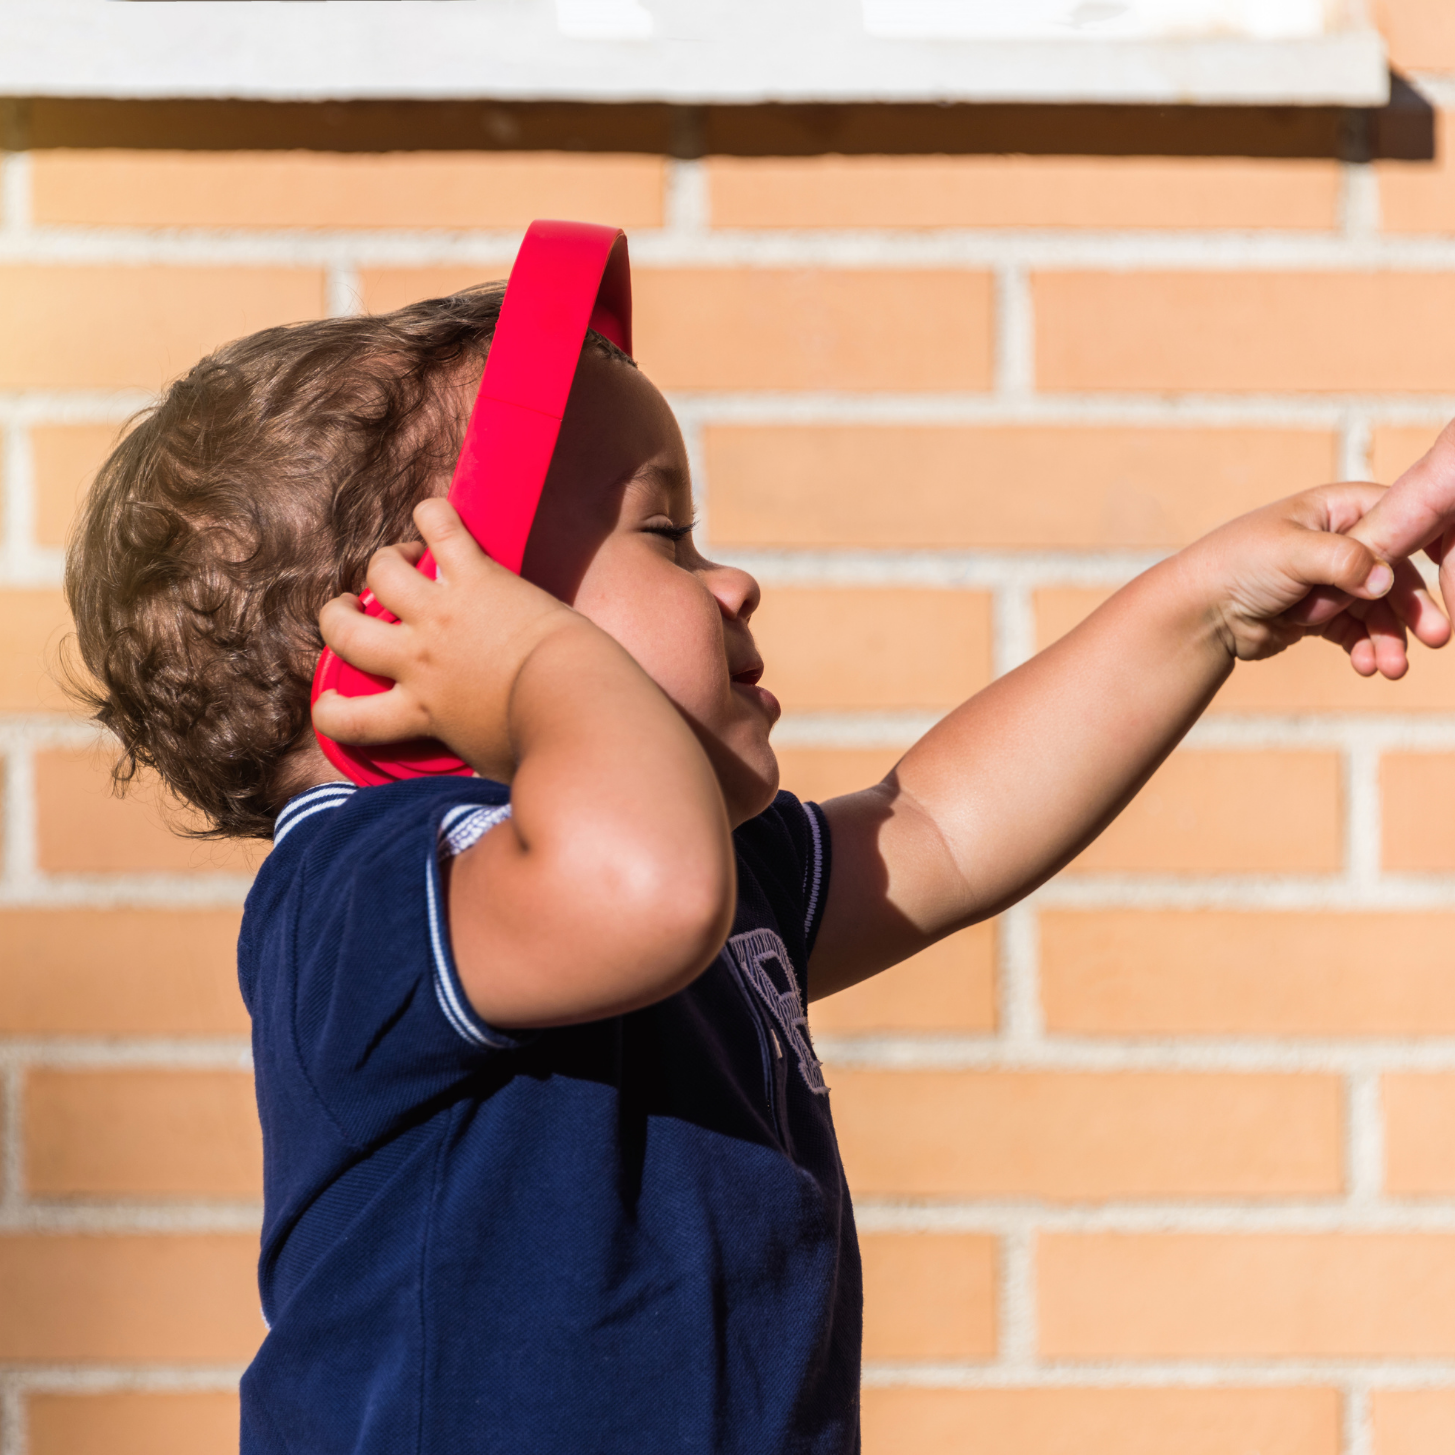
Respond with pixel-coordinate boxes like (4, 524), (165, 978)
(616, 841), (737, 997)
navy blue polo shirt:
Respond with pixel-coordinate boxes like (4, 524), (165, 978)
(237, 776), (861, 1454)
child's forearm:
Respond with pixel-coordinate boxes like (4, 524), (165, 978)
(889, 555), (1227, 921)
(447, 618), (737, 1029)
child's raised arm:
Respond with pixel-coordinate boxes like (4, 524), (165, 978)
(808, 483), (1446, 1001)
(313, 498), (737, 1029)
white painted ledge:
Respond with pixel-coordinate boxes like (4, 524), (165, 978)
(0, 0), (1390, 108)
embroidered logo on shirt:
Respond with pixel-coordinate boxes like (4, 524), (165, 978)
(725, 928), (827, 1095)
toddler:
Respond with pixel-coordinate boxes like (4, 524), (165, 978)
(66, 282), (1443, 1454)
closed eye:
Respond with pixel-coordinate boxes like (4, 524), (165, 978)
(643, 520), (697, 542)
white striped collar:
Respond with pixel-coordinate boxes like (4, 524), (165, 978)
(274, 782), (358, 846)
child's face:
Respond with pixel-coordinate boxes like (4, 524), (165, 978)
(519, 350), (781, 827)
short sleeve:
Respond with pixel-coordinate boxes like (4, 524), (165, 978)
(256, 780), (526, 1149)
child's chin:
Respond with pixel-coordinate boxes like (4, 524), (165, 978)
(720, 745), (781, 826)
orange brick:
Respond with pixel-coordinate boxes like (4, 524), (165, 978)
(1371, 1390), (1455, 1455)
(1384, 1074), (1455, 1195)
(1373, 0), (1455, 70)
(357, 264), (512, 315)
(753, 587), (991, 713)
(1070, 750), (1342, 875)
(0, 908), (246, 1035)
(828, 1071), (1340, 1200)
(860, 1233), (996, 1361)
(708, 155), (1340, 231)
(861, 1387), (1340, 1455)
(810, 923), (995, 1034)
(364, 267), (996, 391)
(0, 1233), (261, 1361)
(0, 266), (325, 390)
(775, 746), (903, 804)
(1038, 587), (1455, 713)
(1379, 111), (1455, 234)
(0, 589), (71, 711)
(1034, 273), (1455, 393)
(705, 425), (1338, 551)
(34, 749), (266, 875)
(27, 1069), (261, 1199)
(30, 1391), (239, 1455)
(1040, 1234), (1455, 1357)
(1042, 911), (1455, 1037)
(31, 150), (665, 229)
(1383, 755), (1455, 870)
(1370, 424), (1442, 484)
(31, 423), (120, 547)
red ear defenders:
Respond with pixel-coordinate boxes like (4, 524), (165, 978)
(310, 220), (632, 787)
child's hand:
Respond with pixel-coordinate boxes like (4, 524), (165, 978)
(312, 497), (585, 781)
(1287, 422), (1455, 677)
(1179, 482), (1446, 680)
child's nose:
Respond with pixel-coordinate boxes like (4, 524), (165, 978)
(711, 563), (761, 624)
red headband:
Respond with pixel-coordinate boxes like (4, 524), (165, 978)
(311, 220), (632, 787)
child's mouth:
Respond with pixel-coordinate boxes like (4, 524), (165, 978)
(731, 662), (781, 722)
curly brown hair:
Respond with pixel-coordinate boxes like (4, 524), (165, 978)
(66, 284), (628, 843)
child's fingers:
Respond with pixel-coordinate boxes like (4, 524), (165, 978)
(1386, 557), (1451, 648)
(1285, 526), (1393, 601)
(364, 543), (436, 619)
(318, 595), (409, 679)
(1357, 596), (1411, 679)
(1284, 583), (1351, 628)
(312, 686), (430, 747)
(413, 497), (494, 579)
(1319, 611), (1380, 677)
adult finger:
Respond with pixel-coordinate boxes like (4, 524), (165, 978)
(1347, 419), (1455, 563)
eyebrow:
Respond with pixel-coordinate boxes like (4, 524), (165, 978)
(624, 462), (692, 502)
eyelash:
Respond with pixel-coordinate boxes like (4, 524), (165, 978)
(645, 520), (697, 542)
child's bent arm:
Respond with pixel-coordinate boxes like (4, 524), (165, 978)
(807, 484), (1425, 1000)
(314, 500), (737, 1029)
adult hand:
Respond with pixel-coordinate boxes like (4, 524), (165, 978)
(1286, 424), (1455, 676)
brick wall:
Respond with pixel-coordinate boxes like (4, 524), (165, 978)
(7, 4), (1455, 1450)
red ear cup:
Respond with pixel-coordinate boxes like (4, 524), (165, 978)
(310, 220), (632, 787)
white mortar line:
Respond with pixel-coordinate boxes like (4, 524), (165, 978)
(0, 153), (30, 239)
(1408, 72), (1455, 107)
(0, 1366), (246, 1393)
(992, 581), (1037, 677)
(0, 1204), (262, 1234)
(24, 224), (1455, 272)
(0, 422), (31, 579)
(1345, 1071), (1384, 1206)
(851, 1200), (1455, 1234)
(0, 1378), (19, 1455)
(0, 387), (1448, 433)
(667, 391), (1455, 427)
(0, 1063), (20, 1217)
(1339, 163), (1381, 242)
(719, 547), (1164, 588)
(1344, 738), (1382, 889)
(0, 745), (36, 890)
(818, 1036), (1455, 1072)
(859, 1360), (1455, 1388)
(664, 158), (709, 238)
(325, 262), (363, 318)
(1344, 1378), (1373, 1455)
(996, 904), (1041, 1046)
(0, 1040), (251, 1070)
(1340, 411), (1373, 481)
(993, 264), (1034, 400)
(997, 1226), (1037, 1369)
